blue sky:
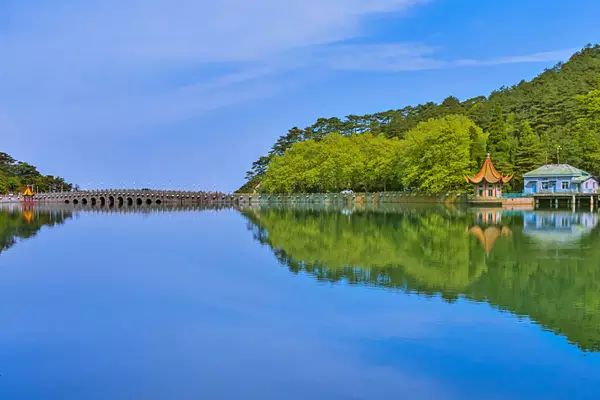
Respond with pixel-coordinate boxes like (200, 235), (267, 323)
(1, 0), (599, 191)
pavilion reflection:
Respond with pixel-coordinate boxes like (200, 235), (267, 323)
(469, 209), (512, 254)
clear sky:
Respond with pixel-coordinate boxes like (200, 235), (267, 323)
(1, 0), (599, 191)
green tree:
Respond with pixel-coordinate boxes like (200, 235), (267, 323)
(260, 133), (403, 193)
(469, 126), (487, 169)
(514, 121), (545, 189)
(574, 88), (600, 174)
(0, 151), (73, 193)
(399, 115), (485, 194)
(486, 106), (514, 173)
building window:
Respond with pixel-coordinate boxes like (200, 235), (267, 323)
(542, 182), (550, 190)
(488, 188), (493, 197)
(562, 181), (570, 190)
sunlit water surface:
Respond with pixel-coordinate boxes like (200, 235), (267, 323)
(0, 204), (599, 399)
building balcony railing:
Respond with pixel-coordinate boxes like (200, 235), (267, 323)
(530, 189), (600, 195)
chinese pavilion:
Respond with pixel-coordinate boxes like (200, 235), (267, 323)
(464, 154), (513, 198)
(22, 185), (34, 203)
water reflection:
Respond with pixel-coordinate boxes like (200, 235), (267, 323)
(523, 211), (598, 244)
(0, 204), (72, 255)
(4, 204), (600, 352)
(469, 209), (512, 254)
(0, 203), (233, 254)
(242, 205), (600, 351)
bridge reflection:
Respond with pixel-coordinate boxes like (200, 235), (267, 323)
(0, 203), (235, 255)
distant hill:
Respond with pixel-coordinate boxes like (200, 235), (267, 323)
(240, 44), (600, 193)
(0, 152), (73, 194)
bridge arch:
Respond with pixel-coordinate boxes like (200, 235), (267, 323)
(118, 197), (124, 207)
(82, 198), (88, 205)
(136, 198), (142, 206)
(108, 196), (114, 207)
(100, 196), (106, 206)
(91, 197), (97, 206)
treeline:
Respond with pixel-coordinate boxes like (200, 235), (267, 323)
(240, 44), (600, 193)
(0, 152), (73, 194)
(261, 115), (487, 193)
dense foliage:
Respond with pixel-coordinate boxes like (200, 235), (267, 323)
(261, 115), (485, 194)
(261, 133), (402, 193)
(0, 152), (72, 194)
(241, 45), (600, 194)
(399, 115), (486, 193)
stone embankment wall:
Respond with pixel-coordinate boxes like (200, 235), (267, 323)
(501, 197), (535, 209)
(235, 192), (466, 206)
(0, 195), (22, 204)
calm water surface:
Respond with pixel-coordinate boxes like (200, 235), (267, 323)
(0, 204), (599, 399)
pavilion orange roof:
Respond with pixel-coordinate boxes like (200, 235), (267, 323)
(22, 186), (34, 196)
(464, 154), (513, 184)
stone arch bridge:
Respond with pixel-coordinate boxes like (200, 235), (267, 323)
(35, 190), (239, 207)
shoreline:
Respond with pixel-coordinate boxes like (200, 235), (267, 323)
(0, 196), (23, 204)
(236, 192), (536, 209)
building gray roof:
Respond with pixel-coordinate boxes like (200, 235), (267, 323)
(572, 175), (596, 183)
(523, 164), (591, 178)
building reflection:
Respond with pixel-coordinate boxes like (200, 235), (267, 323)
(523, 211), (598, 244)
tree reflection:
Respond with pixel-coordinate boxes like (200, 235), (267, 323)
(242, 206), (600, 352)
(0, 205), (72, 255)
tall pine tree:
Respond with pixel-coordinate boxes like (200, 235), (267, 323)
(486, 106), (514, 174)
(514, 121), (545, 189)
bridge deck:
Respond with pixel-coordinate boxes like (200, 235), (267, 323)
(34, 190), (239, 207)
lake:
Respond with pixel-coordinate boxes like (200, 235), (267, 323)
(0, 203), (599, 399)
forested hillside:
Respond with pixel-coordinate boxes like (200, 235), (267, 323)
(0, 152), (72, 194)
(240, 44), (600, 194)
